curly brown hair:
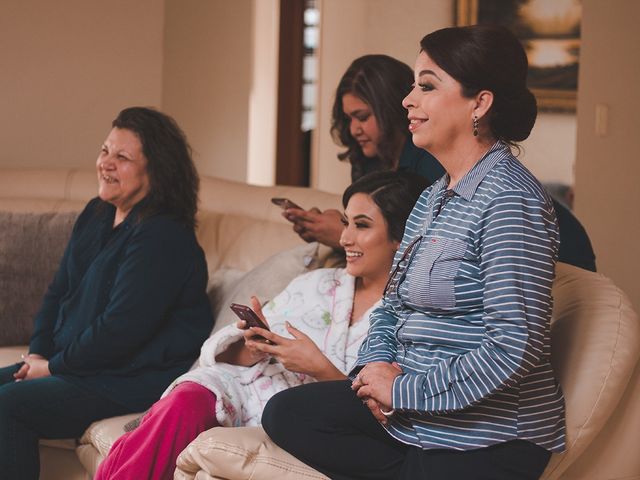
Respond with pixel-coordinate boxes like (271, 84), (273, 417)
(111, 107), (199, 229)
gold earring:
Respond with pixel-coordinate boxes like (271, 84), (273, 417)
(473, 115), (479, 137)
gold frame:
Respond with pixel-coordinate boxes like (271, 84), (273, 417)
(456, 0), (578, 111)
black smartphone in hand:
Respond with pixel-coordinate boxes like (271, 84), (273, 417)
(229, 303), (271, 342)
(271, 197), (304, 211)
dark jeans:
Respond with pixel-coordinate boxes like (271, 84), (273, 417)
(262, 380), (551, 480)
(0, 363), (129, 480)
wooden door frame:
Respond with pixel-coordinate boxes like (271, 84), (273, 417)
(275, 0), (307, 186)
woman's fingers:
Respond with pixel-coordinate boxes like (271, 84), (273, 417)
(354, 384), (371, 399)
(285, 322), (310, 340)
(250, 296), (268, 324)
(361, 397), (389, 425)
(249, 326), (283, 344)
(13, 363), (29, 381)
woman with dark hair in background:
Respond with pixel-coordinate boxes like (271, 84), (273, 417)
(0, 107), (213, 479)
(332, 54), (442, 183)
(263, 25), (565, 480)
(95, 171), (428, 480)
(286, 54), (444, 249)
(288, 54), (596, 272)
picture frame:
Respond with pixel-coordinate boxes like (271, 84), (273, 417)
(456, 0), (581, 111)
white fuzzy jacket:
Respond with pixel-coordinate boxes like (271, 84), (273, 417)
(163, 268), (377, 427)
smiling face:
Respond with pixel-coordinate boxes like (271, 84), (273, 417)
(96, 127), (150, 217)
(341, 93), (381, 158)
(402, 51), (477, 157)
(339, 193), (399, 284)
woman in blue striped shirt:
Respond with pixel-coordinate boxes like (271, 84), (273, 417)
(263, 25), (565, 480)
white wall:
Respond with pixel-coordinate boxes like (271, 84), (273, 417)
(311, 0), (368, 194)
(247, 0), (280, 186)
(312, 0), (577, 194)
(0, 0), (164, 169)
(162, 0), (253, 181)
(575, 0), (640, 310)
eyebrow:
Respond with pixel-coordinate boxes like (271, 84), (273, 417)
(352, 214), (373, 221)
(346, 108), (370, 116)
(418, 69), (442, 81)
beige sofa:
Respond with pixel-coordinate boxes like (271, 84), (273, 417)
(1, 168), (639, 480)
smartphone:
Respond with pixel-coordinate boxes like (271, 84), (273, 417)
(229, 303), (271, 342)
(271, 197), (304, 211)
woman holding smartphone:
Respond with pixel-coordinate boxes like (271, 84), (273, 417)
(285, 54), (444, 249)
(95, 171), (428, 480)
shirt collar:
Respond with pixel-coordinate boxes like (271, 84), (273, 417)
(446, 141), (511, 201)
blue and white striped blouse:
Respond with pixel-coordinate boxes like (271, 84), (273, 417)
(354, 142), (566, 452)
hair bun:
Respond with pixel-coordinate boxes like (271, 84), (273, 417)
(491, 88), (537, 142)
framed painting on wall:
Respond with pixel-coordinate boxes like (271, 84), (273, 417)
(456, 0), (581, 111)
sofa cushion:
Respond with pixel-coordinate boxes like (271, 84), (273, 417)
(76, 413), (141, 476)
(0, 346), (27, 369)
(78, 413), (141, 459)
(0, 211), (78, 346)
(196, 212), (305, 276)
(207, 242), (325, 337)
(542, 263), (640, 479)
(175, 426), (328, 480)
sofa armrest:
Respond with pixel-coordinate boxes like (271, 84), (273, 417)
(175, 426), (328, 480)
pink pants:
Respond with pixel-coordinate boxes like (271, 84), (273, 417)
(95, 382), (218, 480)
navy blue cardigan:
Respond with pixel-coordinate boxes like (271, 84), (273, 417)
(29, 198), (213, 411)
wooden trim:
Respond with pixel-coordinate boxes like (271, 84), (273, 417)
(275, 0), (308, 186)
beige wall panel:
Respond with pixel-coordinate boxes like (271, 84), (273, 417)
(312, 0), (367, 194)
(0, 0), (164, 170)
(162, 0), (253, 182)
(575, 0), (640, 310)
(521, 113), (576, 185)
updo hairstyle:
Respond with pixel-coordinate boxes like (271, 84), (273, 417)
(420, 25), (537, 145)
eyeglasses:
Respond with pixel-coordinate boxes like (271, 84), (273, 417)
(383, 235), (422, 298)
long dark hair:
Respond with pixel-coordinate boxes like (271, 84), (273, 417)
(420, 25), (537, 146)
(331, 55), (413, 180)
(111, 107), (199, 229)
(342, 171), (428, 242)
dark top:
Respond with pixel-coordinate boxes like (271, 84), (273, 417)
(552, 198), (597, 272)
(352, 138), (445, 186)
(29, 198), (213, 411)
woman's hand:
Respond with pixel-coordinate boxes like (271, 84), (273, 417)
(247, 322), (344, 381)
(352, 362), (402, 418)
(215, 297), (270, 366)
(283, 208), (344, 249)
(21, 355), (51, 380)
(13, 353), (47, 382)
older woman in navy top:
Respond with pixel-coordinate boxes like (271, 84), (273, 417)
(0, 107), (213, 479)
(263, 26), (565, 480)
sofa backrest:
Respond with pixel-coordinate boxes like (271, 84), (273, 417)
(0, 168), (343, 346)
(542, 262), (640, 479)
(0, 168), (342, 272)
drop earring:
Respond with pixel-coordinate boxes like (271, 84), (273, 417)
(472, 115), (479, 137)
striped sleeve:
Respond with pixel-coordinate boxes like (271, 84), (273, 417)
(392, 190), (558, 412)
(351, 301), (399, 373)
